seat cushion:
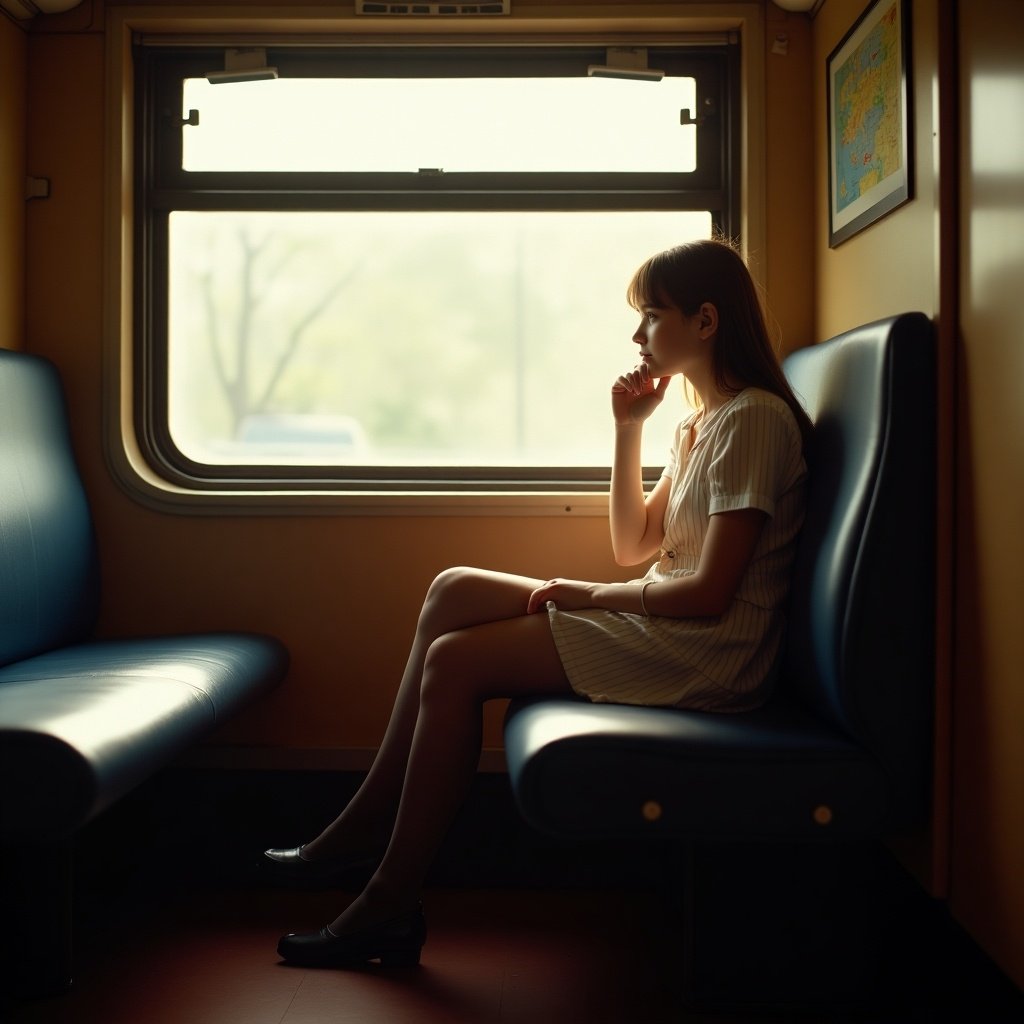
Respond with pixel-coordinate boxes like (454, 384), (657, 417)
(0, 633), (288, 841)
(505, 699), (889, 841)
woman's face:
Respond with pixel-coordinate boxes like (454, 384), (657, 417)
(631, 303), (705, 380)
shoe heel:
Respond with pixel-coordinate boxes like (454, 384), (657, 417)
(380, 948), (421, 967)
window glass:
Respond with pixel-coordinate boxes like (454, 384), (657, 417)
(181, 76), (698, 174)
(137, 43), (736, 491)
(168, 209), (711, 469)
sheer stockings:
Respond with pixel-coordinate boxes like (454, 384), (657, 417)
(298, 568), (575, 937)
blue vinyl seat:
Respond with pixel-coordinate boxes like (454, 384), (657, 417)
(0, 348), (289, 995)
(504, 313), (936, 1005)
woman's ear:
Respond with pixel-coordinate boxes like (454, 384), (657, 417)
(698, 301), (719, 338)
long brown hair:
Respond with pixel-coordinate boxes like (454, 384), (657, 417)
(627, 238), (813, 449)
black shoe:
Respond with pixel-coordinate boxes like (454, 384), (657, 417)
(277, 905), (427, 968)
(261, 845), (378, 888)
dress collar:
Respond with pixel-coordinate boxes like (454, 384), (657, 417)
(688, 388), (749, 449)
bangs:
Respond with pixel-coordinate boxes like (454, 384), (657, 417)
(626, 254), (672, 310)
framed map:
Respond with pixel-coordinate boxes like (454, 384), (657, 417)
(827, 0), (912, 247)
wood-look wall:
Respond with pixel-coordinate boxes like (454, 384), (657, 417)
(949, 0), (1024, 993)
(0, 14), (26, 351)
(2, 0), (813, 763)
(4, 0), (1024, 995)
(812, 0), (1024, 993)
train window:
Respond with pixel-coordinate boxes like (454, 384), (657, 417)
(135, 44), (738, 493)
(180, 74), (699, 175)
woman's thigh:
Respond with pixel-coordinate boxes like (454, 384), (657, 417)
(423, 611), (573, 704)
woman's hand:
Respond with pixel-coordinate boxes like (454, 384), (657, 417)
(611, 364), (673, 425)
(527, 578), (599, 614)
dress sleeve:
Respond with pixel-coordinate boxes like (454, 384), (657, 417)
(707, 398), (803, 517)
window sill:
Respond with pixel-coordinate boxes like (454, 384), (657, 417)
(107, 442), (611, 517)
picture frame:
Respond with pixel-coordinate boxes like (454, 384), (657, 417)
(826, 0), (912, 247)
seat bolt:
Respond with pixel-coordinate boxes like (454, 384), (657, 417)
(642, 800), (663, 822)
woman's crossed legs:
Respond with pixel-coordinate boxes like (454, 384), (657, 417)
(296, 567), (576, 938)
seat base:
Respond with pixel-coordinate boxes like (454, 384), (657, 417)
(680, 839), (880, 1010)
(0, 842), (74, 999)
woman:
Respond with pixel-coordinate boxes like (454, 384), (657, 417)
(270, 238), (811, 967)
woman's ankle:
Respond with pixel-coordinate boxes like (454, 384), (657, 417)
(302, 829), (389, 864)
(328, 882), (421, 937)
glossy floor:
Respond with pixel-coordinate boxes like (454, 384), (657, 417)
(8, 887), (692, 1024)
(6, 882), (1024, 1024)
(4, 770), (1023, 1023)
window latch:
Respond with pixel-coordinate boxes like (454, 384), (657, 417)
(680, 96), (717, 128)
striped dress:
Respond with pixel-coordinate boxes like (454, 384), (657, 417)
(548, 388), (808, 712)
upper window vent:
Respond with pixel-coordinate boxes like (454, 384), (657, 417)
(356, 1), (509, 14)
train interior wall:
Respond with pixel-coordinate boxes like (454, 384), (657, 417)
(2, 0), (1024, 1005)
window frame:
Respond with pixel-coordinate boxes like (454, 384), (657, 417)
(130, 38), (743, 498)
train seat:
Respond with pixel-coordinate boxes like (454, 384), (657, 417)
(504, 312), (936, 1005)
(0, 348), (289, 996)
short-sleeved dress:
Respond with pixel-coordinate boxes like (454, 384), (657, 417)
(548, 387), (808, 712)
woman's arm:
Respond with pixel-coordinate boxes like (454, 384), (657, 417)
(609, 368), (673, 566)
(527, 507), (767, 618)
(609, 425), (671, 565)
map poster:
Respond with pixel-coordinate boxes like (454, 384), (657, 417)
(827, 0), (912, 247)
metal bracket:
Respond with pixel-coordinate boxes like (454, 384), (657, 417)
(206, 47), (278, 85)
(25, 176), (50, 201)
(680, 95), (717, 128)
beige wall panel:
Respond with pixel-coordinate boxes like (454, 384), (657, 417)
(21, 16), (651, 757)
(951, 0), (1024, 991)
(0, 17), (27, 352)
(812, 0), (950, 897)
(764, 4), (815, 353)
(25, 32), (105, 381)
(23, 1), (812, 762)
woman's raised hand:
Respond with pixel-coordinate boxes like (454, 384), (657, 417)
(611, 364), (672, 425)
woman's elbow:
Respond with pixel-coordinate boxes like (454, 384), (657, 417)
(665, 597), (730, 619)
(612, 544), (655, 568)
(696, 577), (741, 617)
(699, 592), (734, 618)
(663, 580), (736, 619)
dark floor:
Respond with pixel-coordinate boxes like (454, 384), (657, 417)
(5, 887), (701, 1024)
(5, 879), (1024, 1024)
(3, 768), (1023, 1023)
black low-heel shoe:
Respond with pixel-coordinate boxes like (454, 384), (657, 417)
(277, 905), (427, 968)
(261, 846), (378, 888)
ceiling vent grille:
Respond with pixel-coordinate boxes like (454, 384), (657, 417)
(356, 1), (510, 14)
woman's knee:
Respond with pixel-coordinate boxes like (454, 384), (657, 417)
(419, 567), (479, 633)
(424, 566), (477, 606)
(420, 632), (486, 706)
(419, 566), (534, 640)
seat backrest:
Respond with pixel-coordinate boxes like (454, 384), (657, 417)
(781, 313), (935, 823)
(0, 349), (99, 666)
